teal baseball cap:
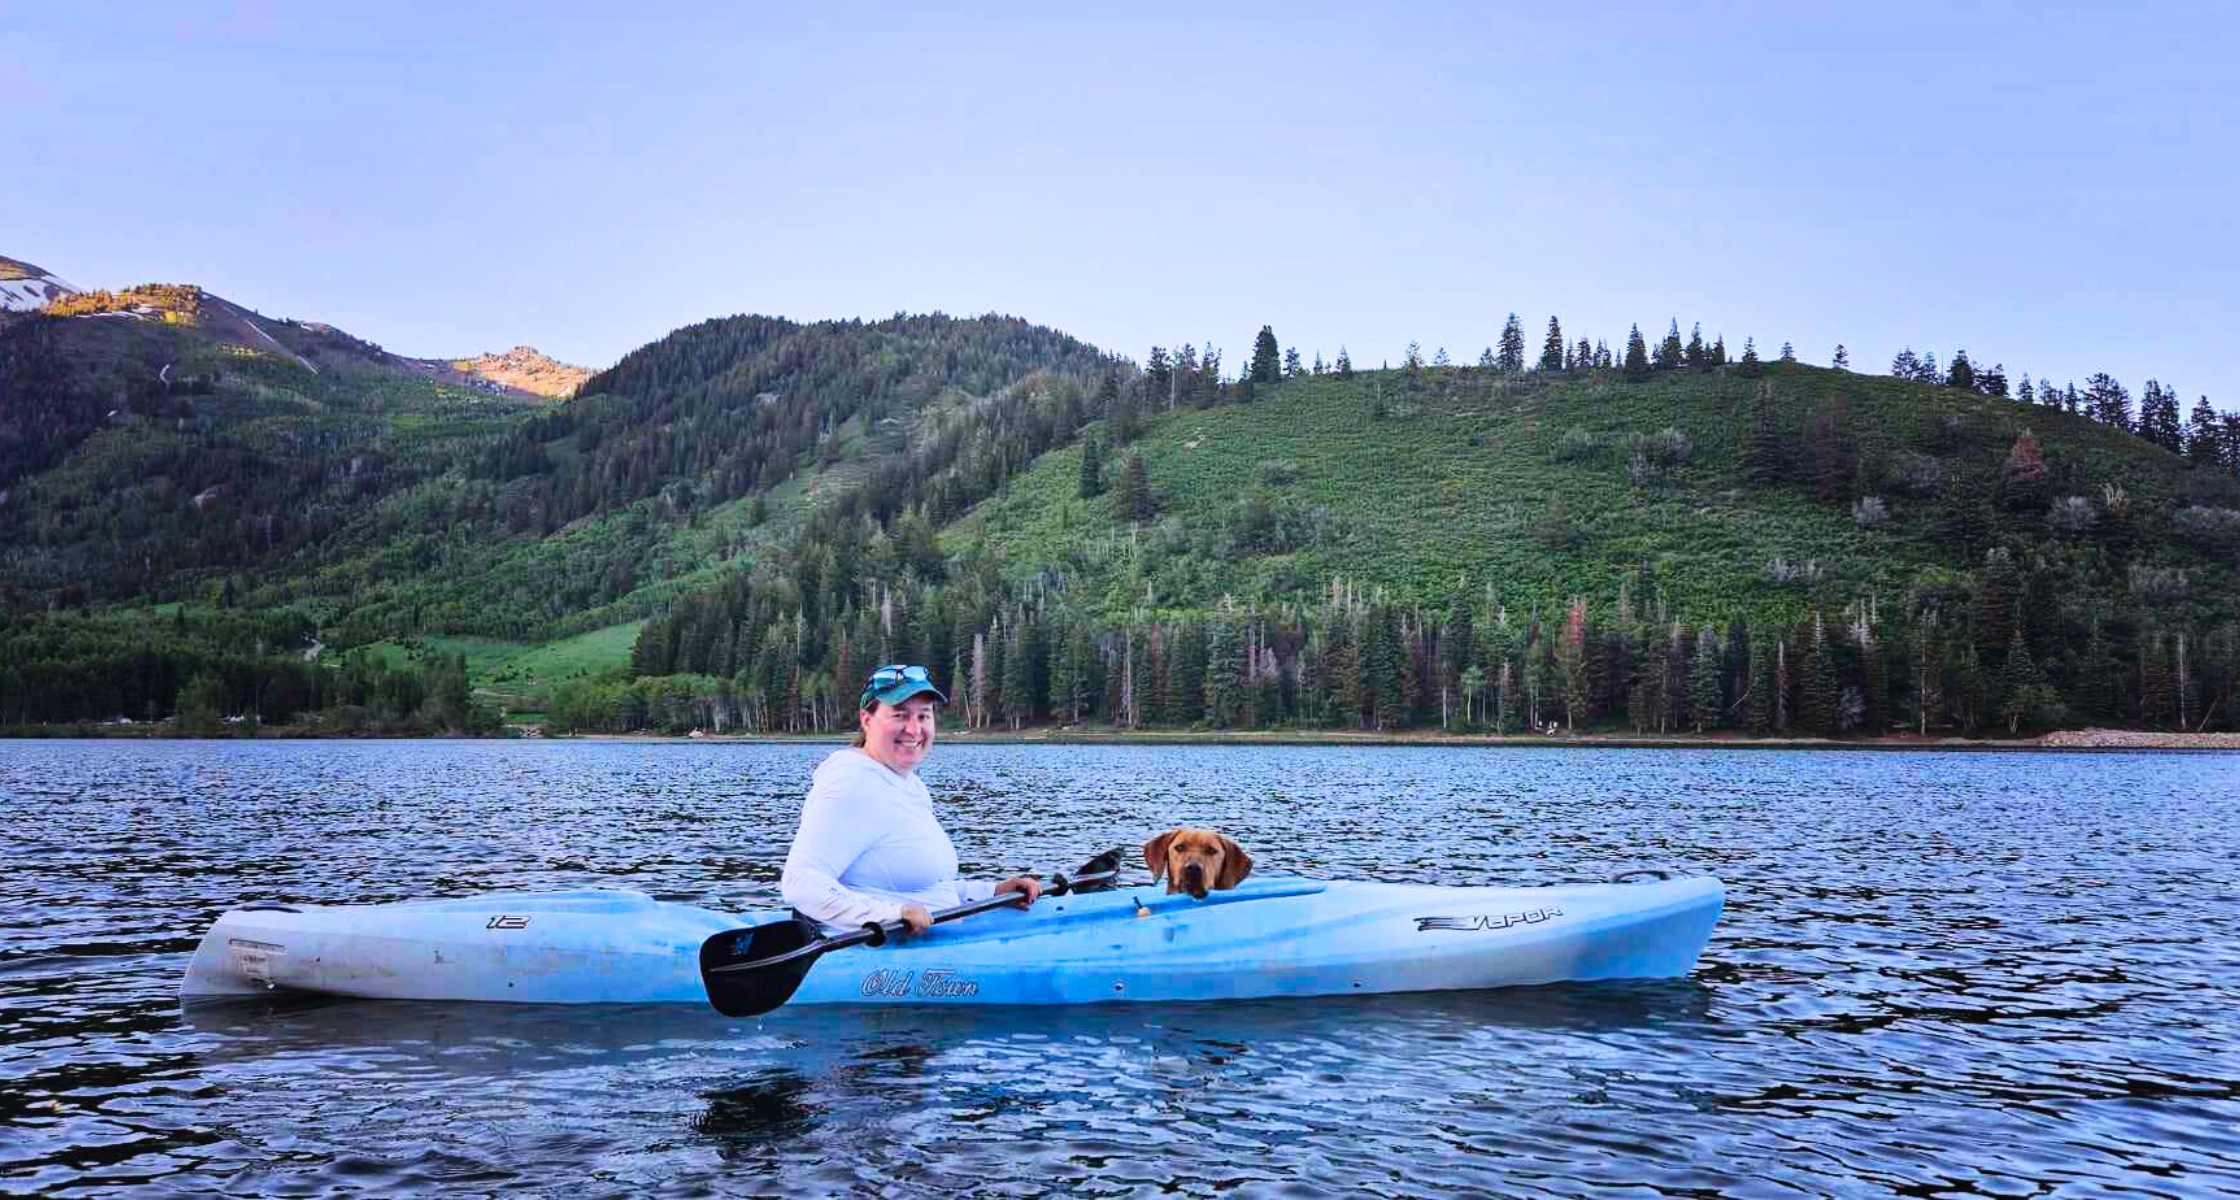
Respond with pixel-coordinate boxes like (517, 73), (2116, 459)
(859, 664), (947, 710)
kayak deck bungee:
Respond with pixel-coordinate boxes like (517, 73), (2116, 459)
(181, 874), (1724, 1008)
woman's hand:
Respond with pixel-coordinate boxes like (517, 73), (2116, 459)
(898, 903), (932, 935)
(995, 876), (1043, 907)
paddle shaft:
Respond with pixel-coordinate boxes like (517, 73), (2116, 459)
(705, 864), (1119, 978)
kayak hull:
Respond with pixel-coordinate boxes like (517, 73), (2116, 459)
(181, 875), (1723, 1008)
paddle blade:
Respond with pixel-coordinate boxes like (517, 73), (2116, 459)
(700, 917), (822, 1018)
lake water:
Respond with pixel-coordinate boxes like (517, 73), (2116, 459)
(3, 739), (2237, 1197)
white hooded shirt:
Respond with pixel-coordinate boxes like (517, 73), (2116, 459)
(780, 748), (995, 930)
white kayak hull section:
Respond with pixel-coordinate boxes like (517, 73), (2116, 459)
(181, 876), (1724, 1008)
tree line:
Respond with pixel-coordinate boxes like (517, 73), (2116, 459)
(561, 558), (2239, 738)
(0, 606), (498, 732)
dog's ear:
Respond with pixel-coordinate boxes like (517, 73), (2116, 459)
(1213, 835), (1253, 890)
(1141, 830), (1177, 882)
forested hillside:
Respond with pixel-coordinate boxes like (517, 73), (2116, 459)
(582, 328), (2240, 740)
(7, 295), (2239, 741)
(0, 304), (1116, 727)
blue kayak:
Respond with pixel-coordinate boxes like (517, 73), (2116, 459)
(181, 874), (1723, 1008)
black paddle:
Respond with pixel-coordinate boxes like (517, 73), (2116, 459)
(699, 861), (1122, 1018)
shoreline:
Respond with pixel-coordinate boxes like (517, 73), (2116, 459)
(14, 725), (2233, 752)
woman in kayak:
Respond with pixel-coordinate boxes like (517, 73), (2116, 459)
(780, 664), (1043, 937)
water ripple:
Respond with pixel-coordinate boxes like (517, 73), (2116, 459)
(3, 740), (2237, 1196)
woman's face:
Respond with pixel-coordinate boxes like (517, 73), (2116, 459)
(860, 696), (937, 774)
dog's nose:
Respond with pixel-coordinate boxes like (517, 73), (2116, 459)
(1182, 863), (1204, 884)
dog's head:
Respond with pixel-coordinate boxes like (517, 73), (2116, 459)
(1142, 828), (1252, 899)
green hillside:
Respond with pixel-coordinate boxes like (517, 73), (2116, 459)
(7, 293), (2240, 740)
(1, 302), (1116, 729)
(962, 364), (2238, 627)
(599, 355), (2240, 740)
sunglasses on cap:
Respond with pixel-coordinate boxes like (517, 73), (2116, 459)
(859, 663), (946, 710)
(868, 664), (930, 688)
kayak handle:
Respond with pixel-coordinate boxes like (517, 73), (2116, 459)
(1610, 868), (1672, 883)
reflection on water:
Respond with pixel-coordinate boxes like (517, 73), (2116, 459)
(5, 740), (2239, 1196)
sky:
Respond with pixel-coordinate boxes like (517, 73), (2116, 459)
(5, 2), (2236, 411)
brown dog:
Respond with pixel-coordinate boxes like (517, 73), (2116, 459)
(1142, 828), (1253, 899)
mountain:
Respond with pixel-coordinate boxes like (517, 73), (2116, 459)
(0, 258), (593, 619)
(0, 255), (79, 312)
(448, 346), (591, 398)
(1, 291), (1112, 638)
(602, 355), (2240, 739)
(5, 281), (2239, 739)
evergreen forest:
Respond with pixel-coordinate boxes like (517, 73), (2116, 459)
(5, 295), (2238, 740)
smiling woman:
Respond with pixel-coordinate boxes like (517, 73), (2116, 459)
(779, 664), (1043, 936)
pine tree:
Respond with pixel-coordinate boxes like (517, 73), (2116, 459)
(1655, 320), (1683, 370)
(1944, 636), (1983, 733)
(1735, 337), (1763, 377)
(1078, 431), (1105, 499)
(1558, 597), (1589, 730)
(1572, 336), (1592, 371)
(1444, 591), (1476, 707)
(1282, 346), (1303, 378)
(1113, 455), (1155, 522)
(2085, 372), (2131, 430)
(1497, 314), (1526, 374)
(2139, 634), (2176, 727)
(1145, 346), (1173, 413)
(1203, 620), (1244, 727)
(1891, 347), (1922, 379)
(1689, 625), (1722, 732)
(1779, 341), (1796, 363)
(1996, 629), (2043, 733)
(1540, 317), (1566, 372)
(1801, 614), (1839, 734)
(1685, 323), (1707, 369)
(1726, 616), (1751, 721)
(1747, 640), (1774, 733)
(1978, 363), (2008, 397)
(1000, 621), (1033, 730)
(1168, 622), (1207, 727)
(1334, 346), (1354, 379)
(1832, 344), (1849, 371)
(1976, 549), (2018, 657)
(2186, 395), (2222, 467)
(2138, 380), (2184, 452)
(1947, 350), (1976, 392)
(2017, 374), (2035, 405)
(1367, 608), (1408, 730)
(1098, 370), (1137, 445)
(1250, 325), (1282, 385)
(1903, 614), (1937, 735)
(1622, 325), (1650, 379)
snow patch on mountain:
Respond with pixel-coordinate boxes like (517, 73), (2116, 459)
(0, 273), (79, 311)
(0, 255), (79, 311)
